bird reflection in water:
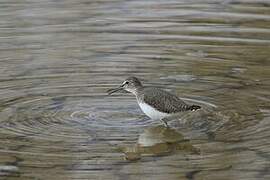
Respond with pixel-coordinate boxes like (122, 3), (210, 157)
(122, 125), (200, 161)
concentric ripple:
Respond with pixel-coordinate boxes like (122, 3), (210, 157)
(0, 95), (150, 142)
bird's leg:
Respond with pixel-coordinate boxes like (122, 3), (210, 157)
(160, 118), (169, 127)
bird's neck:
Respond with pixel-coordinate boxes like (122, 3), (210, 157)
(132, 86), (143, 96)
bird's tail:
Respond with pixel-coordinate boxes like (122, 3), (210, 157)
(188, 105), (201, 111)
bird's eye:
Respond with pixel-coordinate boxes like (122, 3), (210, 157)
(125, 81), (129, 84)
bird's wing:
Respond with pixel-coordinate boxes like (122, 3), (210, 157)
(142, 88), (190, 113)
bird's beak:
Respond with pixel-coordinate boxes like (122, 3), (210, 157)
(107, 85), (123, 95)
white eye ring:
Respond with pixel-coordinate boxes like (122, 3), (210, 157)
(121, 81), (128, 86)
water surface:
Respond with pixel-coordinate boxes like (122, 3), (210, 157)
(0, 0), (270, 179)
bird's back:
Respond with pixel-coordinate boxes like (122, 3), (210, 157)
(137, 87), (200, 114)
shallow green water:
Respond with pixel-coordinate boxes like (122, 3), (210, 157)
(0, 0), (270, 179)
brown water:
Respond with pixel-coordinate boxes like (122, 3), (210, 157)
(0, 0), (270, 179)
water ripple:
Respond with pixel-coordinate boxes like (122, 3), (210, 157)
(1, 0), (270, 179)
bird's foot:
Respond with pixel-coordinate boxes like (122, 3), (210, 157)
(160, 119), (169, 128)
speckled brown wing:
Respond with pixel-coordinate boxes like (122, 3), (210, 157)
(141, 87), (191, 114)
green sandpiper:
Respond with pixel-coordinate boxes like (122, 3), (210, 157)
(107, 77), (201, 126)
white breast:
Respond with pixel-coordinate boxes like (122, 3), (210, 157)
(138, 102), (169, 120)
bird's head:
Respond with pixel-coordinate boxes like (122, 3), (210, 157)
(107, 77), (143, 95)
